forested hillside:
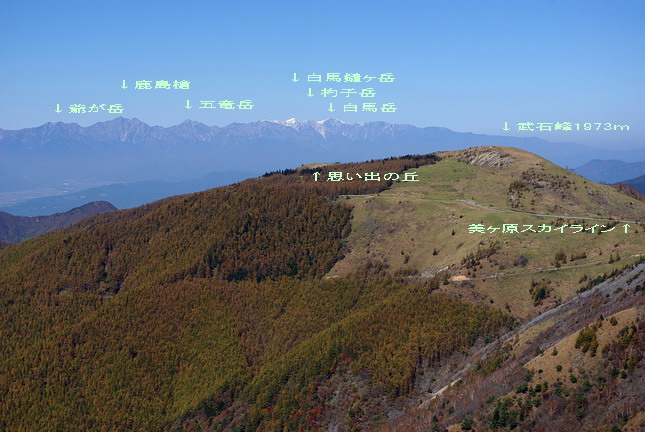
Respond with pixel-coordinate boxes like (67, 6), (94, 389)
(1, 149), (643, 431)
(1, 153), (514, 431)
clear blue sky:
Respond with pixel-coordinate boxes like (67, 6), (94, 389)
(1, 0), (643, 149)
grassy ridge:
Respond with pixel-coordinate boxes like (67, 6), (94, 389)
(329, 146), (645, 317)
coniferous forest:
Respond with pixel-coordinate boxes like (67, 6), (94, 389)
(0, 153), (514, 431)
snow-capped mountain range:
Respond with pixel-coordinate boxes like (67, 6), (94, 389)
(1, 117), (643, 194)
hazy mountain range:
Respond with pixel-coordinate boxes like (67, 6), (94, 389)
(0, 200), (116, 243)
(622, 174), (645, 194)
(3, 117), (644, 181)
(2, 117), (643, 214)
(573, 159), (645, 184)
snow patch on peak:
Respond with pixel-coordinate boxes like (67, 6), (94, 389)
(317, 118), (350, 125)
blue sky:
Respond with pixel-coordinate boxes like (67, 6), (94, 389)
(1, 0), (643, 148)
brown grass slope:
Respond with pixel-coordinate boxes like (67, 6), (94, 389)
(382, 259), (645, 432)
(327, 146), (645, 319)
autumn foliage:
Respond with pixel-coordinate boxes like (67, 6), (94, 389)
(0, 152), (514, 431)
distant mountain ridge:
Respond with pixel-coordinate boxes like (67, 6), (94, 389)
(3, 118), (644, 216)
(3, 118), (644, 187)
(621, 173), (645, 195)
(574, 159), (645, 183)
(0, 117), (532, 157)
(0, 117), (454, 153)
(0, 201), (116, 243)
